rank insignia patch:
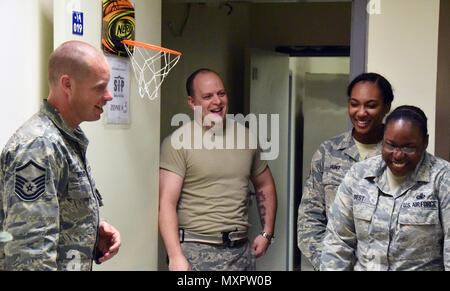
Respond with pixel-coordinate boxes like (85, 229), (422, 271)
(14, 160), (46, 201)
(416, 193), (425, 200)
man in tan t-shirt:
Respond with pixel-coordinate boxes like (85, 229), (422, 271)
(159, 68), (277, 271)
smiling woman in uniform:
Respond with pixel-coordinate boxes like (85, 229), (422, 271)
(297, 72), (394, 270)
(321, 105), (450, 270)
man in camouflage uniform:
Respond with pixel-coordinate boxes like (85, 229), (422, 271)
(320, 151), (450, 270)
(0, 41), (121, 270)
(297, 131), (381, 269)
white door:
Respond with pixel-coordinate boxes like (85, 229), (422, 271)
(248, 49), (291, 271)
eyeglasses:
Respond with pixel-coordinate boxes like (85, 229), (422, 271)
(383, 143), (416, 154)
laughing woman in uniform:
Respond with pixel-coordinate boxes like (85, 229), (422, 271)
(297, 73), (394, 270)
(321, 105), (450, 270)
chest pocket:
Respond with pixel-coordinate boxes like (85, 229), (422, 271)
(67, 164), (92, 200)
(322, 157), (353, 211)
(396, 207), (441, 259)
(398, 208), (439, 225)
(323, 171), (345, 212)
(354, 203), (375, 221)
(353, 203), (376, 242)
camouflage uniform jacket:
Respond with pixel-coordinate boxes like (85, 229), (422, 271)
(0, 100), (103, 271)
(297, 130), (381, 270)
(321, 152), (450, 271)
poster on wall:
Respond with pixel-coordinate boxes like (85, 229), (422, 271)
(102, 0), (135, 57)
(106, 56), (130, 124)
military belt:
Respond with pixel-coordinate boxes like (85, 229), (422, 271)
(179, 228), (248, 247)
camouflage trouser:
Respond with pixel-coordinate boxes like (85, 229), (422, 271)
(181, 240), (256, 271)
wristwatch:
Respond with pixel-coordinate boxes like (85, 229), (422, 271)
(260, 231), (274, 244)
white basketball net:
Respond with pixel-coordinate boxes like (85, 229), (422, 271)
(123, 43), (181, 100)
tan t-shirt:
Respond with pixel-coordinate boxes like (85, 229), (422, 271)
(160, 120), (268, 237)
(353, 138), (379, 161)
(386, 167), (407, 195)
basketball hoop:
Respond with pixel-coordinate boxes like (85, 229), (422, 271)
(121, 40), (182, 100)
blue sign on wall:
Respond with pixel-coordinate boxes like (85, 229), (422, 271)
(73, 11), (84, 36)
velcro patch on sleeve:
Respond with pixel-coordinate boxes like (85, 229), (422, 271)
(14, 160), (47, 201)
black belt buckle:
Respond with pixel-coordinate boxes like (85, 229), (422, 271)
(179, 228), (185, 243)
(222, 229), (243, 247)
(222, 230), (232, 247)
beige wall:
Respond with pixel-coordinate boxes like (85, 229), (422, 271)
(366, 0), (440, 155)
(250, 2), (351, 50)
(54, 0), (161, 270)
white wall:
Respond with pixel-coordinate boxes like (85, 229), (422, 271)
(366, 0), (440, 154)
(54, 0), (161, 270)
(0, 0), (53, 149)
